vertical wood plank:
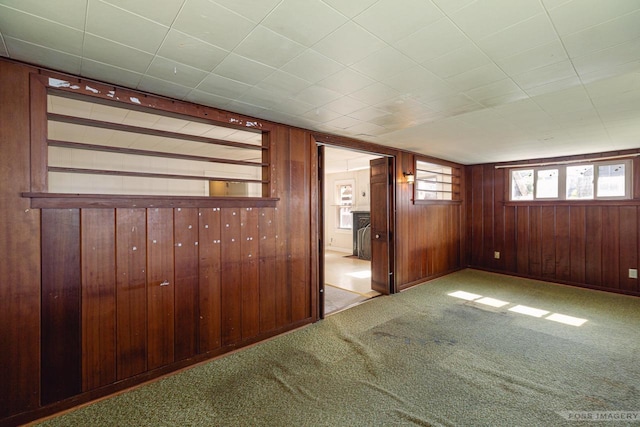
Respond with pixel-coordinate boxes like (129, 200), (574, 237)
(274, 126), (292, 327)
(41, 209), (81, 404)
(241, 208), (260, 339)
(540, 206), (556, 278)
(516, 206), (530, 275)
(115, 208), (147, 380)
(198, 208), (222, 353)
(555, 206), (571, 281)
(0, 60), (41, 417)
(529, 206), (542, 277)
(619, 206), (638, 292)
(221, 208), (242, 345)
(570, 206), (586, 284)
(493, 167), (505, 270)
(81, 209), (116, 391)
(174, 208), (199, 361)
(259, 208), (277, 332)
(504, 206), (517, 272)
(482, 164), (494, 267)
(602, 207), (620, 289)
(147, 208), (175, 370)
(470, 166), (484, 266)
(585, 206), (603, 287)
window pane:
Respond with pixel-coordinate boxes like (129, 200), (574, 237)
(566, 165), (593, 199)
(597, 164), (626, 197)
(511, 169), (534, 200)
(536, 169), (558, 198)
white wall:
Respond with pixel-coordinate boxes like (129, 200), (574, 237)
(324, 168), (370, 252)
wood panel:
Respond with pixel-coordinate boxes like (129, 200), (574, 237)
(241, 208), (260, 339)
(198, 208), (222, 353)
(619, 207), (638, 292)
(221, 208), (242, 345)
(274, 126), (292, 328)
(0, 60), (41, 418)
(370, 157), (391, 294)
(41, 209), (81, 405)
(115, 208), (147, 380)
(81, 209), (116, 391)
(555, 206), (571, 281)
(569, 206), (586, 284)
(470, 166), (484, 266)
(602, 207), (620, 290)
(174, 208), (199, 361)
(146, 208), (175, 370)
(585, 207), (603, 287)
(259, 208), (277, 332)
(541, 206), (556, 278)
(516, 206), (530, 275)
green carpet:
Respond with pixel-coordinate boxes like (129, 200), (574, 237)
(37, 269), (640, 426)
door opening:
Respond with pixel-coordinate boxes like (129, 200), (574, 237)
(318, 145), (394, 317)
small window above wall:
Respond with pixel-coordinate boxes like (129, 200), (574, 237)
(414, 159), (461, 202)
(509, 159), (633, 202)
(45, 93), (266, 197)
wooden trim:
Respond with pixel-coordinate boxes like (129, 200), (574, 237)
(47, 166), (267, 184)
(30, 73), (48, 192)
(49, 140), (267, 167)
(48, 113), (264, 152)
(23, 193), (279, 209)
(504, 200), (640, 207)
(413, 199), (463, 206)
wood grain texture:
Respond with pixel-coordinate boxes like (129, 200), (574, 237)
(0, 60), (41, 417)
(259, 208), (277, 332)
(198, 208), (222, 353)
(41, 209), (81, 404)
(619, 207), (638, 292)
(115, 208), (147, 380)
(241, 208), (260, 339)
(221, 208), (242, 345)
(146, 208), (175, 370)
(370, 157), (391, 294)
(81, 209), (117, 391)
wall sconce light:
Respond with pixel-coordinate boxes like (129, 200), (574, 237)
(403, 171), (415, 184)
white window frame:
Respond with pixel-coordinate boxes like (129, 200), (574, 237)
(509, 159), (632, 201)
(335, 179), (355, 230)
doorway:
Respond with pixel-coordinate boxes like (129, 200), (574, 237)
(319, 145), (394, 316)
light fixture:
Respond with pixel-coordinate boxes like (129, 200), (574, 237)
(403, 171), (415, 184)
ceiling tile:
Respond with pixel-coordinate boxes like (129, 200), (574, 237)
(578, 59), (640, 86)
(351, 47), (416, 81)
(424, 44), (491, 79)
(324, 115), (363, 130)
(394, 18), (470, 64)
(464, 78), (524, 102)
(548, 0), (640, 36)
(102, 0), (183, 26)
(511, 60), (577, 90)
(0, 34), (7, 56)
(173, 0), (255, 51)
(350, 82), (401, 105)
(585, 73), (640, 100)
(257, 70), (310, 97)
(146, 56), (208, 88)
(424, 94), (478, 112)
(0, 0), (87, 29)
(313, 22), (387, 66)
(449, 0), (544, 40)
(211, 0), (281, 23)
(196, 72), (252, 98)
(431, 0), (476, 15)
(572, 38), (640, 77)
(234, 26), (306, 69)
(301, 108), (342, 124)
(524, 75), (582, 97)
(0, 6), (84, 55)
(445, 63), (507, 91)
(532, 86), (593, 114)
(294, 85), (343, 107)
(281, 49), (343, 83)
(495, 40), (568, 76)
(4, 36), (82, 74)
(476, 14), (558, 60)
(213, 53), (275, 86)
(381, 66), (448, 95)
(353, 0), (443, 44)
(185, 89), (233, 108)
(317, 68), (375, 94)
(86, 0), (169, 54)
(157, 29), (228, 72)
(81, 58), (143, 88)
(541, 0), (572, 9)
(262, 0), (347, 47)
(323, 96), (369, 115)
(271, 98), (315, 116)
(83, 34), (154, 73)
(138, 75), (192, 99)
(348, 106), (391, 121)
(562, 10), (640, 58)
(321, 0), (378, 18)
(239, 87), (287, 109)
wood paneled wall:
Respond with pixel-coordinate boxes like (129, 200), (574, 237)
(0, 59), (463, 425)
(466, 161), (640, 295)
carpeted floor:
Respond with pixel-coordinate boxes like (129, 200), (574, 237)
(36, 269), (640, 426)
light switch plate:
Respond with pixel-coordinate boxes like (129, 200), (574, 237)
(629, 269), (638, 279)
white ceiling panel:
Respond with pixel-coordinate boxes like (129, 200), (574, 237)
(2, 0), (639, 165)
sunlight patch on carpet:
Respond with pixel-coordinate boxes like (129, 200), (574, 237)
(448, 290), (482, 300)
(509, 305), (550, 317)
(546, 313), (588, 326)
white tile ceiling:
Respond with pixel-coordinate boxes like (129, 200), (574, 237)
(1, 0), (640, 164)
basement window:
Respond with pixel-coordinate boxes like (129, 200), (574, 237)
(509, 160), (632, 201)
(414, 159), (461, 202)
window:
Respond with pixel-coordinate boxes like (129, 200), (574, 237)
(509, 160), (632, 201)
(336, 181), (354, 229)
(415, 160), (460, 201)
